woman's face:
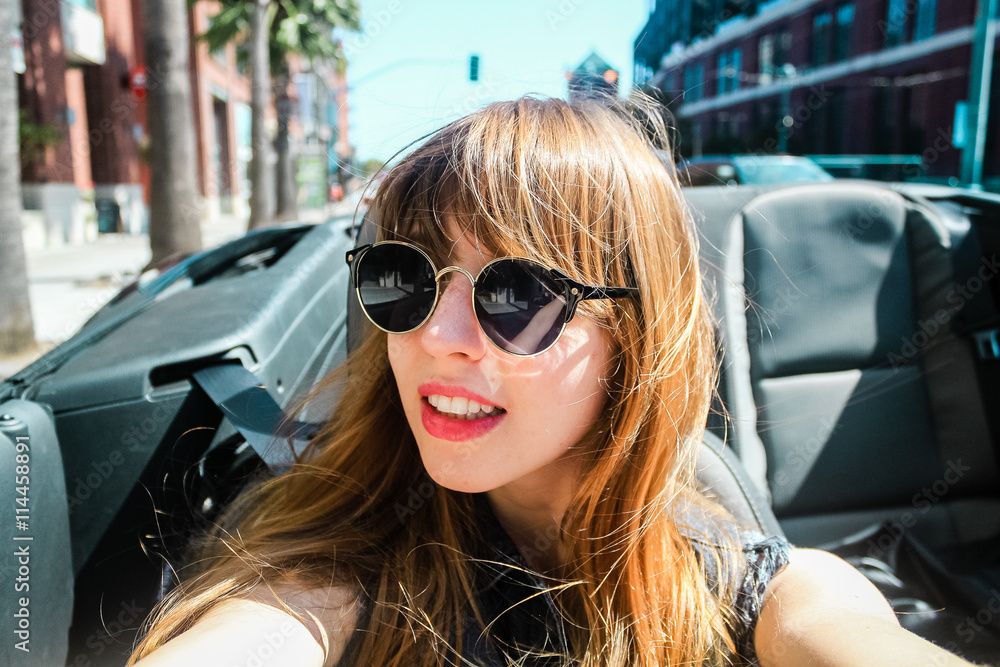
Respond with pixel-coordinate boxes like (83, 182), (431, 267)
(388, 220), (613, 501)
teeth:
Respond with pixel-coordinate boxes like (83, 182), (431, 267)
(425, 394), (502, 418)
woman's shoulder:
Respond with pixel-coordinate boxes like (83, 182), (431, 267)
(131, 583), (360, 667)
(246, 582), (363, 664)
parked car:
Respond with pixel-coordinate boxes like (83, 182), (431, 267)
(677, 154), (835, 187)
(2, 182), (999, 665)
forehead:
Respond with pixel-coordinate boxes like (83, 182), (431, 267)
(440, 213), (496, 267)
(393, 208), (501, 269)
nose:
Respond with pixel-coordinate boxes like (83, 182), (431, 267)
(419, 268), (487, 359)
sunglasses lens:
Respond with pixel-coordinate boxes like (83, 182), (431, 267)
(474, 259), (568, 355)
(356, 244), (437, 332)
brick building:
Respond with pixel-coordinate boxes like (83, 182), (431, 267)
(16, 0), (351, 248)
(634, 0), (1000, 185)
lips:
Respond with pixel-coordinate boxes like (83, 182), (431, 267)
(417, 382), (506, 441)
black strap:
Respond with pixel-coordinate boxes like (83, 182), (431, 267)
(191, 365), (314, 475)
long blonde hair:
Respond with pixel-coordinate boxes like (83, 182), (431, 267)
(129, 95), (743, 666)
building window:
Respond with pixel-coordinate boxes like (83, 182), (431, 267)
(835, 4), (854, 61)
(811, 11), (833, 67)
(759, 30), (793, 85)
(717, 48), (741, 94)
(759, 34), (774, 84)
(885, 0), (908, 47)
(775, 29), (792, 71)
(731, 48), (742, 91)
(684, 63), (705, 102)
(914, 0), (936, 41)
(717, 52), (729, 94)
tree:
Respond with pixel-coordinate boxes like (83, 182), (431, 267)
(201, 0), (359, 227)
(0, 0), (36, 357)
(143, 0), (204, 268)
(249, 0), (274, 229)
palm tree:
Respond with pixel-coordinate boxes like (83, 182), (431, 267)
(201, 0), (359, 228)
(249, 0), (274, 229)
(0, 0), (36, 357)
(143, 0), (204, 267)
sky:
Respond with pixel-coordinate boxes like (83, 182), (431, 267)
(340, 0), (652, 164)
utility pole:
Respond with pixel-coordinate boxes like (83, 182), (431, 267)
(961, 0), (998, 189)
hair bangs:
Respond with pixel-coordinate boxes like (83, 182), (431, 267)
(369, 97), (640, 296)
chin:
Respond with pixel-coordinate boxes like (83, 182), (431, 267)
(420, 455), (506, 495)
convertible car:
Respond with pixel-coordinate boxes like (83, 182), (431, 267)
(2, 180), (999, 666)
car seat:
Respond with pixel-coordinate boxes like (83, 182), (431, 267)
(687, 181), (1000, 661)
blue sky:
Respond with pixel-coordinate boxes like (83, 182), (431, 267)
(341, 0), (652, 163)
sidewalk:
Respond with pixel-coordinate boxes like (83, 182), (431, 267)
(0, 204), (355, 383)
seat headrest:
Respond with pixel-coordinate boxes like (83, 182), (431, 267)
(740, 183), (914, 378)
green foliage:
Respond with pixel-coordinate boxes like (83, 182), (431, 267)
(361, 158), (385, 178)
(198, 0), (361, 75)
(18, 110), (63, 169)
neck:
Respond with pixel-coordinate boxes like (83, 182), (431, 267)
(485, 457), (582, 573)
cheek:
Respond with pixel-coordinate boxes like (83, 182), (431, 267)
(504, 326), (612, 437)
(387, 333), (422, 404)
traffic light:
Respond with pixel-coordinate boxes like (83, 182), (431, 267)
(469, 55), (480, 82)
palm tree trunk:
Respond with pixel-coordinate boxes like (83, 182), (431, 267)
(248, 0), (274, 230)
(274, 61), (298, 221)
(143, 0), (203, 268)
(0, 0), (37, 356)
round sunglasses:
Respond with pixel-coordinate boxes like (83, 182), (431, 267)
(345, 241), (638, 356)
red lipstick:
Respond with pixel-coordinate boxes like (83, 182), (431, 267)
(420, 402), (505, 441)
(417, 382), (505, 442)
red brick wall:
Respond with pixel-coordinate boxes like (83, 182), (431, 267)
(20, 0), (74, 183)
(85, 0), (142, 186)
(190, 2), (251, 201)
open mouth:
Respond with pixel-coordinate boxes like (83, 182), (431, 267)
(424, 395), (507, 421)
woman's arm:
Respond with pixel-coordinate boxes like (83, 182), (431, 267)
(754, 548), (975, 667)
(131, 585), (358, 667)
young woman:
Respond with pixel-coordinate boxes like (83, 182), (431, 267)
(128, 96), (973, 667)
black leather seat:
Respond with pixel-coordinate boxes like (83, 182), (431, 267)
(695, 182), (1000, 545)
(685, 182), (1000, 659)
